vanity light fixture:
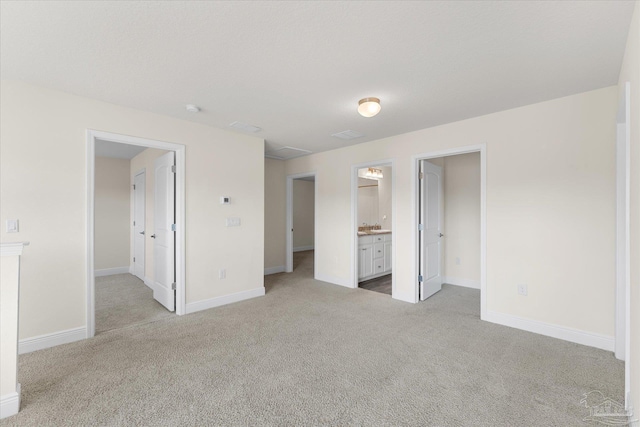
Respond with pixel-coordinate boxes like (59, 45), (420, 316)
(365, 167), (384, 179)
(358, 97), (381, 118)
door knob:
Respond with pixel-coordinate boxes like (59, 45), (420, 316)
(151, 234), (156, 239)
(139, 231), (145, 235)
(439, 233), (444, 237)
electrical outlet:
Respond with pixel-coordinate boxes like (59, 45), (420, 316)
(517, 284), (528, 296)
(219, 269), (226, 279)
(455, 257), (461, 265)
(225, 217), (241, 227)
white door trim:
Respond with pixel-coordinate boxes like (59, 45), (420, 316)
(285, 172), (317, 274)
(350, 159), (396, 297)
(86, 129), (187, 339)
(411, 144), (487, 320)
(132, 169), (146, 280)
(614, 82), (631, 408)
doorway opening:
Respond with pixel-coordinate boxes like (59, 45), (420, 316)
(355, 164), (393, 295)
(286, 173), (316, 277)
(87, 130), (186, 338)
(413, 145), (486, 317)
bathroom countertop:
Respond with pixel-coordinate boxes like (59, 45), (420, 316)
(357, 231), (392, 236)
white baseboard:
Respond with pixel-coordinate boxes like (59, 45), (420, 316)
(293, 245), (314, 252)
(443, 276), (480, 289)
(483, 310), (614, 352)
(186, 287), (265, 315)
(264, 265), (285, 275)
(0, 384), (20, 420)
(19, 327), (87, 354)
(315, 273), (352, 288)
(143, 276), (154, 290)
(95, 266), (130, 277)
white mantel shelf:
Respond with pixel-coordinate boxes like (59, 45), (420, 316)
(0, 242), (30, 257)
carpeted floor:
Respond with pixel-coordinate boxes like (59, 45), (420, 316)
(95, 273), (173, 334)
(2, 251), (623, 426)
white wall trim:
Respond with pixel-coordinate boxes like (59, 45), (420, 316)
(143, 276), (154, 290)
(0, 242), (29, 257)
(316, 273), (351, 288)
(185, 287), (265, 314)
(484, 310), (614, 352)
(87, 129), (187, 340)
(18, 327), (87, 354)
(94, 266), (130, 277)
(392, 291), (415, 304)
(0, 384), (20, 420)
(264, 265), (285, 275)
(285, 172), (317, 273)
(293, 245), (314, 252)
(443, 276), (480, 290)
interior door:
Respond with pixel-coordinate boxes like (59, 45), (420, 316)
(152, 151), (175, 311)
(133, 171), (146, 280)
(419, 160), (443, 300)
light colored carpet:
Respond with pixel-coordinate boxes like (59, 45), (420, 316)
(95, 273), (173, 334)
(2, 251), (623, 426)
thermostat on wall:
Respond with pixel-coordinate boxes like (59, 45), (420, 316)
(220, 197), (230, 205)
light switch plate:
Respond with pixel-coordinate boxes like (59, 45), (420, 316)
(6, 219), (18, 233)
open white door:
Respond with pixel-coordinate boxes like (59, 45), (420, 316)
(419, 160), (443, 301)
(133, 171), (145, 280)
(152, 152), (175, 311)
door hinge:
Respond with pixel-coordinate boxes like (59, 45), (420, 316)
(133, 257), (136, 262)
(418, 224), (424, 231)
(419, 172), (424, 180)
(171, 282), (176, 290)
(133, 184), (136, 190)
(171, 165), (176, 173)
(133, 220), (136, 226)
(418, 275), (423, 282)
(171, 224), (176, 231)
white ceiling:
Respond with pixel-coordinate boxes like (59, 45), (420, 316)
(1, 1), (634, 158)
(95, 139), (146, 160)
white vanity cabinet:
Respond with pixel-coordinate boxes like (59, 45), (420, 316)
(358, 233), (392, 281)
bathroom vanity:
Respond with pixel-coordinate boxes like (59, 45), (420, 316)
(358, 232), (392, 281)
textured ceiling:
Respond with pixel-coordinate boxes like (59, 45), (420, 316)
(1, 1), (635, 157)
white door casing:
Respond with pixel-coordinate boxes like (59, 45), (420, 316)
(419, 160), (443, 301)
(133, 171), (145, 281)
(153, 152), (175, 311)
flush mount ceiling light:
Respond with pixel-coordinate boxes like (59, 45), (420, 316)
(185, 104), (200, 113)
(357, 97), (381, 118)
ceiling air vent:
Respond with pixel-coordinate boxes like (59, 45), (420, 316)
(331, 130), (364, 140)
(265, 146), (313, 160)
(229, 121), (262, 133)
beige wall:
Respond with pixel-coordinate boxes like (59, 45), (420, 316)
(94, 156), (130, 270)
(284, 86), (617, 339)
(443, 153), (480, 284)
(0, 80), (265, 340)
(264, 158), (286, 271)
(293, 180), (314, 250)
(130, 148), (169, 281)
(618, 0), (639, 414)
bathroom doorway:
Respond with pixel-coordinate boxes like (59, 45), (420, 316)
(353, 162), (394, 296)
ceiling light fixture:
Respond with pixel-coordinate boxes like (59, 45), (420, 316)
(185, 104), (200, 113)
(357, 97), (381, 118)
(365, 167), (384, 179)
